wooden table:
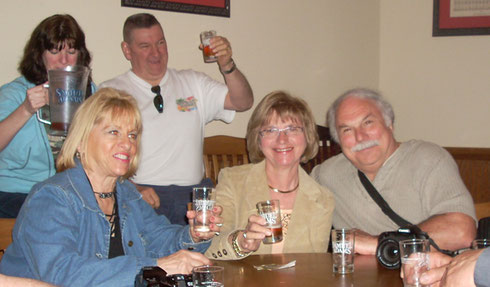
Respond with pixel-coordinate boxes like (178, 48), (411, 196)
(213, 253), (403, 287)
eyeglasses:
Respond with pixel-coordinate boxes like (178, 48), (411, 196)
(259, 126), (304, 138)
(151, 85), (164, 113)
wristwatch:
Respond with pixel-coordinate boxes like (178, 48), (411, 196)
(231, 230), (252, 258)
(221, 59), (236, 74)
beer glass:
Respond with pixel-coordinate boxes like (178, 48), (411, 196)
(192, 187), (216, 232)
(256, 200), (283, 244)
(36, 65), (90, 135)
(399, 239), (430, 287)
(192, 265), (224, 287)
(332, 229), (355, 274)
(200, 30), (217, 63)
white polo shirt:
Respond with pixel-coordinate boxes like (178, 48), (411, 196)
(100, 69), (234, 186)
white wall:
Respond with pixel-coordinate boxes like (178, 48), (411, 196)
(2, 1), (487, 148)
(379, 1), (490, 147)
(0, 0), (379, 138)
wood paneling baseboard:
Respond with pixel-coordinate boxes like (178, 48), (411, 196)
(444, 147), (490, 204)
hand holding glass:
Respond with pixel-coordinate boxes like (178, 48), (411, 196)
(192, 187), (216, 233)
(399, 239), (430, 287)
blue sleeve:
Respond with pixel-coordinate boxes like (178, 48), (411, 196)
(90, 81), (97, 94)
(0, 78), (27, 121)
(474, 248), (490, 287)
(135, 194), (211, 256)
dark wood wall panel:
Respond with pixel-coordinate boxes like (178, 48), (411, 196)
(445, 147), (490, 203)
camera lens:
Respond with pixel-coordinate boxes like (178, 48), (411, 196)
(376, 239), (401, 269)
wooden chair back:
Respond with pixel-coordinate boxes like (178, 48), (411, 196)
(301, 125), (342, 174)
(475, 202), (490, 221)
(0, 218), (15, 261)
(203, 135), (249, 185)
(444, 147), (490, 222)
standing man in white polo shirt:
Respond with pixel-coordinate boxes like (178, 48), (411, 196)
(101, 13), (253, 225)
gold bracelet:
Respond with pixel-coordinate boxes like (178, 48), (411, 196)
(231, 230), (251, 258)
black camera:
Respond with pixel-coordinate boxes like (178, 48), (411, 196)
(134, 266), (193, 287)
(376, 226), (429, 269)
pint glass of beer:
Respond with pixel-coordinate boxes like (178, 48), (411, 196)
(256, 200), (283, 244)
(192, 187), (216, 233)
(200, 30), (218, 63)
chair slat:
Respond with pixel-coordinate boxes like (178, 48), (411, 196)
(203, 136), (249, 184)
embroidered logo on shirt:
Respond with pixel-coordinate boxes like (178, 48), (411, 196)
(176, 97), (197, 112)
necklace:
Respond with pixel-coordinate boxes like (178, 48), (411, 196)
(94, 191), (115, 199)
(268, 182), (299, 194)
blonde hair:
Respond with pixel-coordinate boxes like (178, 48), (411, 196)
(57, 88), (142, 178)
(246, 91), (318, 163)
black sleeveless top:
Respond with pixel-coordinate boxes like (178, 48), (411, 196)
(107, 192), (124, 259)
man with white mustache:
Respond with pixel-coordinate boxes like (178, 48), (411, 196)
(312, 88), (476, 255)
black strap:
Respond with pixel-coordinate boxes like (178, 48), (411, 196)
(358, 170), (412, 227)
(357, 170), (456, 257)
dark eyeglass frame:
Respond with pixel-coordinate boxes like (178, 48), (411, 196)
(151, 85), (164, 113)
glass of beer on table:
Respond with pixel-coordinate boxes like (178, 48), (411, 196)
(256, 199), (283, 244)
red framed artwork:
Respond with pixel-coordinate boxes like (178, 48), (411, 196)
(433, 0), (490, 36)
(121, 0), (230, 18)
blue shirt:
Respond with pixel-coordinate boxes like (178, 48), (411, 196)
(0, 161), (210, 286)
(0, 76), (55, 193)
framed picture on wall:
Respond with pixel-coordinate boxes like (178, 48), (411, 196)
(121, 0), (230, 18)
(433, 0), (490, 36)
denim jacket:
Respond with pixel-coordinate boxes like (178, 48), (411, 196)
(0, 161), (210, 286)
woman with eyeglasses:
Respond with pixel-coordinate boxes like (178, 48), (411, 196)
(205, 91), (335, 260)
(0, 14), (95, 218)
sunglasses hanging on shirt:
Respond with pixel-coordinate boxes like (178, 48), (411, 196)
(151, 85), (164, 113)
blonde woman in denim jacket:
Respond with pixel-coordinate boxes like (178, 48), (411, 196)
(0, 88), (222, 286)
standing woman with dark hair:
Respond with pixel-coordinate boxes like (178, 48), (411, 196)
(0, 14), (95, 218)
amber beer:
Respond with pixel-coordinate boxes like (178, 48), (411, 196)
(256, 200), (283, 244)
(264, 225), (283, 244)
(200, 30), (217, 63)
(51, 122), (70, 133)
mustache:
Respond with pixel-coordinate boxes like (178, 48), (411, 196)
(351, 140), (380, 152)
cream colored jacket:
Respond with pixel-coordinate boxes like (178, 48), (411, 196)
(205, 161), (335, 260)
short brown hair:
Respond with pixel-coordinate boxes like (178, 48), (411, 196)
(246, 91), (318, 163)
(19, 14), (92, 87)
(123, 13), (161, 42)
(57, 88), (143, 179)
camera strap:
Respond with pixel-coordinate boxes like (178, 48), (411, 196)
(357, 170), (456, 257)
(358, 170), (411, 227)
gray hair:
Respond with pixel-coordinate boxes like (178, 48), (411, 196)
(327, 88), (394, 143)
